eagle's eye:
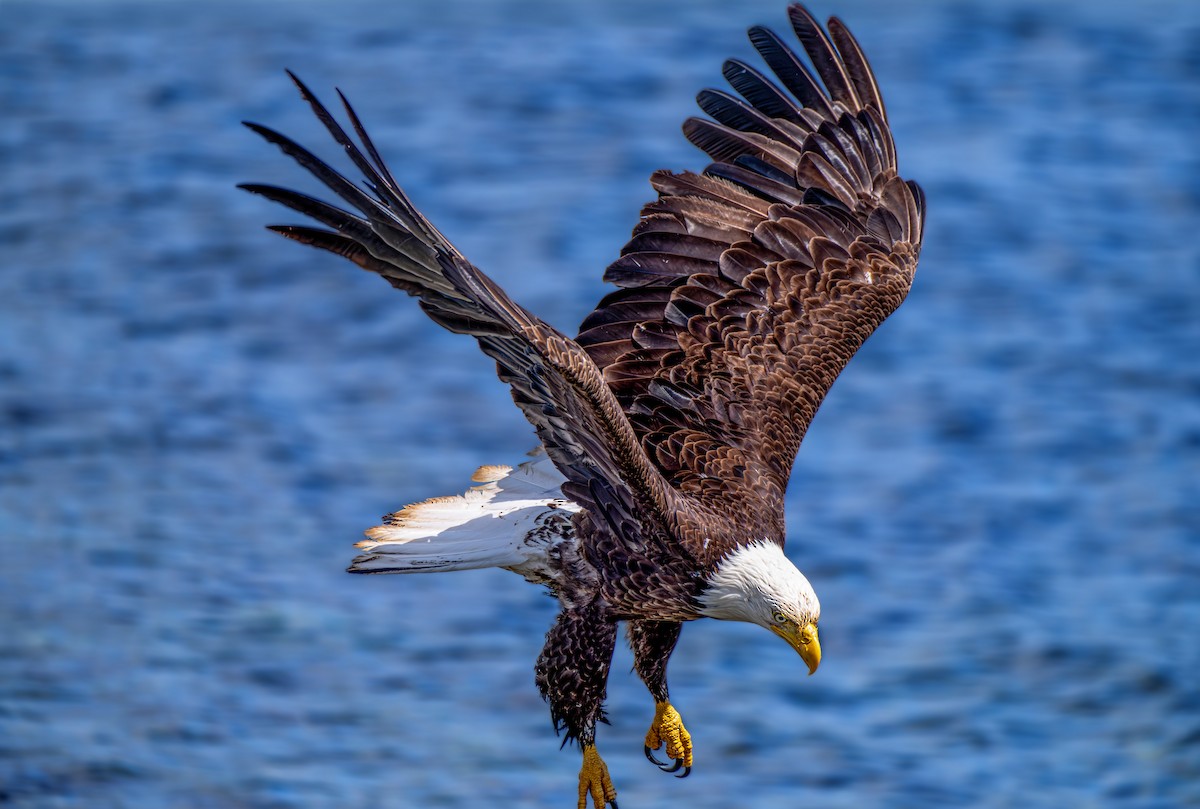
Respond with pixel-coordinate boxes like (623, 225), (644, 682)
(772, 611), (787, 624)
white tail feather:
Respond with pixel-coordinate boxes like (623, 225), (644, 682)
(348, 450), (580, 577)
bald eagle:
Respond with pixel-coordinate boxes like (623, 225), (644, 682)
(242, 4), (924, 807)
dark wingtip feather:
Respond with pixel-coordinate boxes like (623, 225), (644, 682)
(786, 3), (859, 108)
(284, 71), (326, 114)
(237, 181), (282, 197)
(265, 223), (308, 237)
(334, 87), (407, 204)
(238, 118), (270, 136)
(265, 223), (344, 244)
(746, 24), (834, 119)
(827, 16), (886, 118)
(241, 119), (292, 149)
(721, 58), (801, 123)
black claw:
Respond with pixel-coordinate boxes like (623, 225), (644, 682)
(646, 745), (689, 776)
(609, 801), (618, 809)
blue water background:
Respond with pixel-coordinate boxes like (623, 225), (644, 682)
(2, 1), (1198, 806)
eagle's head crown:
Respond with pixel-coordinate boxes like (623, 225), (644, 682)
(698, 540), (822, 674)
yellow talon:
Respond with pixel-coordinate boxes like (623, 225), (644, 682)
(644, 700), (693, 774)
(578, 744), (618, 809)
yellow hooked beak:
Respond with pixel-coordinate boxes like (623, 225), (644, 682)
(771, 621), (821, 675)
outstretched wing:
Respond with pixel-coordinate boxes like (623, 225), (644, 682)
(574, 5), (925, 543)
(242, 4), (923, 570)
(240, 75), (683, 558)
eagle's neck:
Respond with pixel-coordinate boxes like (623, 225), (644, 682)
(697, 541), (819, 625)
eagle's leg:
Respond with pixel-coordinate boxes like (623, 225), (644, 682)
(628, 620), (693, 777)
(535, 602), (620, 809)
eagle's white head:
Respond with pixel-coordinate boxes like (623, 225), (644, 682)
(697, 541), (822, 674)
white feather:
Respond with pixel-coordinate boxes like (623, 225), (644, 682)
(697, 541), (820, 627)
(348, 450), (580, 577)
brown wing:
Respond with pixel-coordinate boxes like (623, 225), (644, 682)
(575, 5), (925, 548)
(240, 75), (685, 562)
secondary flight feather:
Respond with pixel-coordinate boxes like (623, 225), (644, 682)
(242, 5), (924, 807)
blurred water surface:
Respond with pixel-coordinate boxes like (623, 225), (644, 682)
(2, 1), (1198, 807)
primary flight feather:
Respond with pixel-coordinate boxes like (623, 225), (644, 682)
(241, 4), (924, 807)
